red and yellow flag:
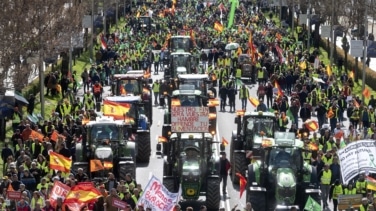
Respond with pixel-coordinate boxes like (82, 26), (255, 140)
(274, 81), (283, 97)
(209, 113), (217, 120)
(90, 159), (104, 172)
(103, 100), (131, 120)
(50, 151), (72, 173)
(221, 137), (229, 146)
(214, 21), (224, 33)
(64, 184), (102, 203)
(103, 161), (113, 169)
(171, 98), (181, 106)
(236, 110), (245, 116)
(363, 87), (371, 99)
(158, 136), (168, 143)
(326, 65), (332, 77)
(248, 97), (259, 107)
(353, 99), (360, 108)
(304, 120), (319, 131)
(236, 173), (247, 198)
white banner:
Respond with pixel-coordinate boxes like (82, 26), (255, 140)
(171, 107), (209, 132)
(338, 140), (376, 184)
(137, 175), (180, 211)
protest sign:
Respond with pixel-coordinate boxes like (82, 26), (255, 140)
(338, 140), (376, 184)
(171, 107), (209, 132)
(137, 175), (180, 211)
(49, 181), (71, 208)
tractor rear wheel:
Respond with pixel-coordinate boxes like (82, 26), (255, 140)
(206, 177), (220, 210)
(136, 133), (151, 163)
(163, 177), (177, 193)
(231, 151), (247, 185)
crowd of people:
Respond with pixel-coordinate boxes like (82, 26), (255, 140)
(4, 0), (376, 209)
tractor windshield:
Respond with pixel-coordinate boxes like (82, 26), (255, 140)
(177, 95), (201, 107)
(89, 124), (122, 143)
(171, 54), (192, 77)
(117, 79), (142, 95)
(170, 37), (191, 52)
(179, 79), (206, 93)
(268, 148), (302, 170)
(246, 117), (275, 137)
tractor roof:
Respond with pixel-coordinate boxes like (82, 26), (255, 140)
(244, 111), (276, 118)
(171, 52), (192, 56)
(170, 132), (213, 139)
(105, 96), (141, 103)
(172, 89), (202, 96)
(171, 35), (190, 39)
(113, 73), (145, 80)
(86, 116), (125, 126)
(178, 74), (208, 80)
(256, 132), (304, 148)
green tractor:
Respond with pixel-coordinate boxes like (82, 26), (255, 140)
(156, 133), (221, 210)
(230, 111), (277, 184)
(246, 132), (320, 211)
(73, 116), (136, 180)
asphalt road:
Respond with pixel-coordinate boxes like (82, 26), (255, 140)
(75, 66), (343, 210)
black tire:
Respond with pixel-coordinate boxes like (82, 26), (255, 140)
(118, 161), (136, 180)
(206, 177), (220, 210)
(163, 177), (177, 193)
(247, 191), (266, 211)
(136, 133), (151, 163)
(231, 152), (247, 185)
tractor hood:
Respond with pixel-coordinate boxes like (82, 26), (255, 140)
(182, 160), (200, 176)
(275, 168), (297, 205)
(181, 160), (201, 200)
(276, 168), (296, 187)
(95, 146), (113, 160)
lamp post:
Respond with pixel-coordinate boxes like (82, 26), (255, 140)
(90, 0), (94, 60)
(329, 0), (334, 67)
(362, 0), (368, 102)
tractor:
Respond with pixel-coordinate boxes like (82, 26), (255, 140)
(230, 111), (277, 184)
(169, 35), (194, 53)
(106, 71), (153, 163)
(246, 132), (320, 211)
(156, 132), (221, 210)
(73, 116), (136, 181)
(164, 52), (195, 80)
(137, 16), (155, 32)
(237, 54), (254, 79)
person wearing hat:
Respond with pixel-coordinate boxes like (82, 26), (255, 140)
(319, 164), (332, 209)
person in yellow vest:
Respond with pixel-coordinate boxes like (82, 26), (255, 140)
(257, 67), (264, 85)
(322, 151), (334, 166)
(30, 191), (45, 210)
(36, 178), (49, 191)
(152, 80), (160, 106)
(344, 183), (357, 194)
(329, 180), (343, 211)
(154, 52), (160, 74)
(319, 164), (332, 209)
(302, 150), (312, 165)
(357, 174), (368, 197)
(239, 84), (249, 110)
(62, 100), (72, 120)
(359, 197), (370, 211)
(85, 98), (95, 111)
(131, 188), (142, 207)
(235, 67), (242, 89)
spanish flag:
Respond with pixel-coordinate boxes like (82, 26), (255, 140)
(326, 65), (332, 77)
(221, 137), (229, 146)
(49, 151), (72, 173)
(366, 176), (376, 191)
(236, 110), (245, 116)
(64, 184), (102, 203)
(248, 97), (259, 107)
(31, 130), (44, 142)
(236, 173), (247, 198)
(103, 100), (131, 120)
(214, 21), (224, 33)
(90, 159), (104, 172)
(171, 98), (181, 106)
(158, 136), (168, 143)
(363, 87), (371, 99)
(274, 81), (283, 97)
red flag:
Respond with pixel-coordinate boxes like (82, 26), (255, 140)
(221, 137), (229, 146)
(274, 81), (283, 97)
(101, 35), (107, 50)
(236, 173), (247, 198)
(50, 130), (59, 142)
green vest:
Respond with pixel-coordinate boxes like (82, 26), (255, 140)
(239, 88), (249, 99)
(235, 68), (242, 78)
(257, 70), (264, 79)
(152, 83), (160, 93)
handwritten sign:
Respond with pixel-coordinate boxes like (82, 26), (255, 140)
(49, 181), (71, 208)
(171, 107), (209, 132)
(338, 140), (376, 184)
(112, 198), (128, 209)
(137, 175), (180, 211)
(7, 191), (21, 200)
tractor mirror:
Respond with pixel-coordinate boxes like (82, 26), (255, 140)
(220, 144), (225, 151)
(148, 78), (153, 84)
(234, 117), (239, 124)
(156, 143), (162, 155)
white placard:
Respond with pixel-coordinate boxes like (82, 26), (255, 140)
(321, 25), (331, 38)
(350, 40), (364, 57)
(171, 107), (209, 132)
(338, 140), (376, 184)
(299, 14), (307, 25)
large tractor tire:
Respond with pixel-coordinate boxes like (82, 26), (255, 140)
(247, 191), (266, 211)
(118, 159), (136, 180)
(136, 132), (151, 163)
(231, 151), (247, 185)
(163, 177), (177, 193)
(206, 177), (220, 210)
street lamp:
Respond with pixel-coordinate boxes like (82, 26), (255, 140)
(361, 0), (368, 102)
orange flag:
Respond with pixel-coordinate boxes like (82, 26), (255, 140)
(236, 110), (245, 116)
(214, 21), (224, 32)
(90, 159), (104, 172)
(31, 130), (45, 142)
(209, 113), (217, 120)
(221, 137), (229, 146)
(7, 184), (14, 192)
(49, 151), (72, 173)
(308, 143), (318, 151)
(326, 108), (335, 119)
(158, 136), (168, 143)
(103, 161), (114, 169)
(236, 173), (247, 198)
(248, 97), (259, 107)
(363, 88), (371, 99)
(50, 130), (59, 142)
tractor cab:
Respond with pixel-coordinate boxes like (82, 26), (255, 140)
(113, 72), (152, 96)
(165, 52), (194, 80)
(169, 36), (193, 53)
(137, 16), (155, 31)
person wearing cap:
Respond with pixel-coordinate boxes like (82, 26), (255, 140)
(319, 164), (332, 209)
